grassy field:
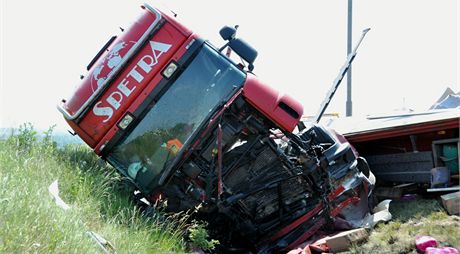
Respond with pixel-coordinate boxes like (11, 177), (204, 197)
(0, 124), (188, 253)
(348, 197), (460, 253)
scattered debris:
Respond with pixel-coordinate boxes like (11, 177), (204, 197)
(373, 199), (392, 213)
(326, 228), (369, 253)
(361, 199), (392, 228)
(48, 181), (117, 253)
(288, 200), (393, 253)
(416, 236), (439, 252)
(441, 191), (460, 215)
(425, 246), (460, 254)
(86, 231), (116, 254)
(287, 228), (370, 253)
(48, 180), (70, 210)
(416, 235), (460, 254)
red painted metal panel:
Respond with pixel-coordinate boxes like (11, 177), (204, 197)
(285, 218), (326, 251)
(63, 8), (160, 119)
(330, 196), (361, 217)
(346, 118), (459, 143)
(160, 10), (193, 37)
(243, 75), (303, 132)
(65, 119), (97, 147)
(93, 35), (198, 154)
(79, 22), (186, 144)
(61, 5), (193, 148)
(268, 203), (324, 242)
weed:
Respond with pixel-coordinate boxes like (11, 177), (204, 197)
(188, 221), (220, 251)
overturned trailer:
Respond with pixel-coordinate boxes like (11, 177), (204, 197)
(58, 4), (374, 252)
(330, 110), (459, 185)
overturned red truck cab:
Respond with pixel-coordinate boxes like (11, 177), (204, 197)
(58, 4), (375, 253)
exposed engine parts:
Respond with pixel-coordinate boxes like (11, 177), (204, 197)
(147, 96), (374, 253)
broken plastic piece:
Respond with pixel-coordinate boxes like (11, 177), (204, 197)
(48, 180), (71, 210)
(425, 247), (460, 254)
(415, 236), (438, 252)
(356, 199), (392, 228)
(363, 210), (392, 228)
(87, 231), (116, 254)
(372, 199), (391, 213)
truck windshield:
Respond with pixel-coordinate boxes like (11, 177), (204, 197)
(108, 44), (245, 191)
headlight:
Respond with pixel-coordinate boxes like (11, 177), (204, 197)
(162, 61), (178, 79)
(118, 113), (134, 130)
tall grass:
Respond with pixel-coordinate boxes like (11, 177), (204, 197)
(0, 123), (187, 253)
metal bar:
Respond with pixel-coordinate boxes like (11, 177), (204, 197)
(268, 203), (324, 242)
(427, 186), (460, 192)
(314, 27), (370, 123)
(217, 123), (223, 199)
(284, 217), (326, 251)
(346, 0), (353, 117)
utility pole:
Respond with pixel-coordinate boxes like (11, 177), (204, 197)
(346, 0), (353, 116)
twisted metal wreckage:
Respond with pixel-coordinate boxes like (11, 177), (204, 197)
(58, 4), (379, 253)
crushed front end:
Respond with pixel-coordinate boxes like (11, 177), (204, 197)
(125, 82), (376, 252)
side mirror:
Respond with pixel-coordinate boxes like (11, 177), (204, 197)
(229, 38), (258, 69)
(219, 26), (237, 41)
(219, 25), (257, 71)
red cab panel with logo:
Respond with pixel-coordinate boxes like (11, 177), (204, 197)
(80, 23), (185, 142)
(63, 7), (162, 119)
(60, 5), (190, 147)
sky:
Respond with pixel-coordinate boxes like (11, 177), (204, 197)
(1, 0), (459, 131)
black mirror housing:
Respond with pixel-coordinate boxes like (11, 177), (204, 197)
(219, 26), (237, 41)
(229, 38), (258, 65)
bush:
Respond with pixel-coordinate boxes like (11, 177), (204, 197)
(7, 122), (37, 153)
(188, 221), (219, 251)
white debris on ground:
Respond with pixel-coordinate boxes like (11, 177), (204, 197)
(48, 180), (116, 253)
(48, 180), (71, 210)
(362, 199), (393, 228)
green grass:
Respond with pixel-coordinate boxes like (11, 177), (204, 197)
(348, 199), (460, 254)
(0, 124), (187, 253)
